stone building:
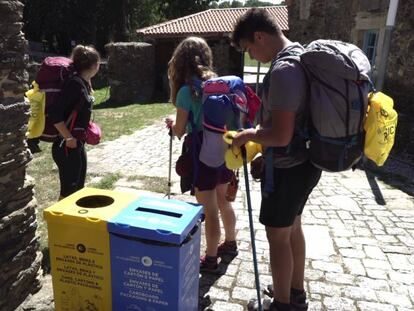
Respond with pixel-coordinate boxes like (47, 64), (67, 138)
(0, 0), (42, 310)
(286, 0), (414, 115)
(136, 6), (288, 100)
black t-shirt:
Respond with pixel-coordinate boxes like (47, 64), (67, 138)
(48, 76), (93, 131)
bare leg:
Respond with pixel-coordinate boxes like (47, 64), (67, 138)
(196, 188), (221, 257)
(291, 215), (306, 290)
(266, 226), (293, 304)
(216, 183), (236, 242)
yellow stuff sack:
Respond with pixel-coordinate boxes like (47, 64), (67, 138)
(223, 131), (262, 170)
(25, 81), (46, 139)
(364, 91), (398, 166)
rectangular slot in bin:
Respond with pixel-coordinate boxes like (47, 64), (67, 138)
(108, 196), (203, 245)
(108, 196), (203, 311)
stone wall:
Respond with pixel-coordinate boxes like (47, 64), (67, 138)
(0, 1), (42, 310)
(287, 0), (355, 44)
(105, 42), (155, 104)
(212, 38), (243, 78)
(385, 0), (414, 116)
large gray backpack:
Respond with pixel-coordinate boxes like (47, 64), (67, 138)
(280, 40), (372, 172)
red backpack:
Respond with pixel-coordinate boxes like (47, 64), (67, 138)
(35, 57), (75, 141)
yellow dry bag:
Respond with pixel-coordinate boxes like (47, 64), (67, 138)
(364, 92), (397, 166)
(25, 81), (46, 139)
(223, 131), (262, 170)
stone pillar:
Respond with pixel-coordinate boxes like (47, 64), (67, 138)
(0, 1), (42, 310)
(106, 42), (155, 103)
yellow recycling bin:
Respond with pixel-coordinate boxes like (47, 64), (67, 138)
(44, 188), (138, 311)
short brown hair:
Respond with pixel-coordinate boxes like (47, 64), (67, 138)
(71, 45), (100, 72)
(232, 8), (282, 49)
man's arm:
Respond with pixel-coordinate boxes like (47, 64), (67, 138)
(232, 109), (295, 148)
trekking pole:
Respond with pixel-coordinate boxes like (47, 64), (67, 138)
(167, 128), (173, 199)
(241, 145), (263, 311)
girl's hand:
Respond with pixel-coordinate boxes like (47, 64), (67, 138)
(165, 117), (174, 129)
(65, 137), (77, 149)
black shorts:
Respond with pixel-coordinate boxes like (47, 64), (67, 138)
(195, 161), (234, 191)
(259, 161), (322, 228)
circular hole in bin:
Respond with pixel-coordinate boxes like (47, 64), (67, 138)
(76, 195), (114, 208)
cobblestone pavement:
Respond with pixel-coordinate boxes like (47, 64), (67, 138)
(87, 119), (414, 311)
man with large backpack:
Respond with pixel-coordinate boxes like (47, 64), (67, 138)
(231, 8), (371, 311)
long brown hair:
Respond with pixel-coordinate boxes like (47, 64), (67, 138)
(168, 36), (216, 105)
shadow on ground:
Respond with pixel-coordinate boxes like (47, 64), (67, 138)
(198, 260), (234, 311)
(360, 157), (414, 198)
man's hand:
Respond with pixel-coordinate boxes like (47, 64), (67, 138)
(232, 128), (257, 148)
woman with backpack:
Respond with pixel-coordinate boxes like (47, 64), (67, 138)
(165, 37), (238, 273)
(49, 45), (101, 200)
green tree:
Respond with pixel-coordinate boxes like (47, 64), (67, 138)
(231, 1), (244, 8)
(218, 1), (231, 8)
(22, 0), (214, 54)
(210, 1), (219, 8)
(245, 0), (275, 7)
(157, 0), (212, 20)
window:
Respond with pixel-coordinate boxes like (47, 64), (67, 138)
(363, 30), (379, 66)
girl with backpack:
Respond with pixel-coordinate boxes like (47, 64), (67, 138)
(48, 45), (101, 200)
(165, 37), (238, 273)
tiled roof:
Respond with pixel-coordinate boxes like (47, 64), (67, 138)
(136, 6), (288, 39)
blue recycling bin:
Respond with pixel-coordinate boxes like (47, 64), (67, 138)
(108, 196), (203, 311)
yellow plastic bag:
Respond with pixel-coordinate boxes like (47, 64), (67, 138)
(25, 81), (46, 139)
(364, 91), (398, 166)
(223, 131), (262, 170)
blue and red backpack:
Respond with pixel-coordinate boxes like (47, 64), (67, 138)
(184, 75), (260, 191)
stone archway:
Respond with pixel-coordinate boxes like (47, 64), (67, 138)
(0, 1), (42, 310)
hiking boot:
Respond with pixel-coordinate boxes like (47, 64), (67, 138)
(247, 298), (292, 311)
(217, 240), (238, 263)
(199, 255), (220, 274)
(264, 285), (308, 311)
(247, 297), (273, 311)
(289, 289), (308, 311)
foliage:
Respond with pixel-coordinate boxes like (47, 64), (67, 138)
(215, 0), (278, 8)
(23, 0), (213, 55)
(22, 0), (281, 54)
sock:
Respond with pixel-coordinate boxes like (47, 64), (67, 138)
(290, 288), (305, 296)
(272, 300), (291, 311)
(205, 255), (217, 262)
(224, 240), (237, 246)
(290, 288), (306, 304)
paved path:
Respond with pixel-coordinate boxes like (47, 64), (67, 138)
(87, 118), (414, 311)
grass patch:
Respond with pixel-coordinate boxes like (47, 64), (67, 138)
(28, 87), (174, 252)
(244, 53), (270, 68)
(90, 173), (121, 189)
(126, 175), (169, 194)
(93, 88), (174, 142)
